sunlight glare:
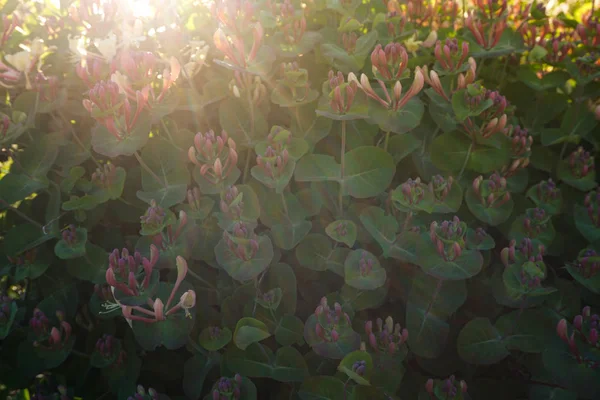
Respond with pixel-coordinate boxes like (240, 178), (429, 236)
(121, 0), (154, 19)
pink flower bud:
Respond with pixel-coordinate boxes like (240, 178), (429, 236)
(590, 328), (598, 345)
(315, 322), (324, 339)
(330, 329), (339, 342)
(49, 327), (61, 346)
(574, 315), (583, 330)
(369, 332), (378, 350)
(556, 319), (568, 342)
(425, 379), (434, 394)
(583, 306), (591, 317)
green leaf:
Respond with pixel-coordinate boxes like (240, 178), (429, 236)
(556, 160), (597, 192)
(465, 185), (514, 226)
(0, 173), (48, 207)
(198, 326), (232, 351)
(271, 346), (310, 382)
(17, 134), (59, 179)
(54, 227), (87, 259)
(65, 243), (109, 284)
(91, 115), (152, 158)
(294, 154), (341, 182)
(574, 204), (600, 243)
(417, 236), (483, 280)
(215, 235), (274, 282)
(338, 350), (373, 386)
(2, 224), (55, 257)
(136, 139), (190, 208)
(304, 314), (361, 359)
(342, 146), (396, 198)
(495, 309), (545, 353)
(275, 315), (305, 347)
(325, 220), (357, 247)
(368, 98), (425, 134)
(451, 89), (493, 121)
(298, 376), (345, 400)
(344, 250), (387, 290)
(387, 134), (422, 164)
(406, 269), (467, 359)
(219, 98), (269, 148)
(457, 318), (509, 365)
(183, 354), (213, 400)
(430, 131), (471, 172)
(233, 317), (272, 350)
(517, 66), (569, 91)
(296, 233), (336, 272)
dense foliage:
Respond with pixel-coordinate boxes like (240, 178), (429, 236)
(1, 0), (600, 398)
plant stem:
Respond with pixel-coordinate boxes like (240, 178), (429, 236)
(339, 120), (347, 216)
(383, 131), (390, 152)
(243, 147), (252, 183)
(134, 151), (166, 189)
(71, 349), (90, 359)
(161, 119), (182, 151)
(295, 106), (303, 134)
(458, 141), (474, 180)
(281, 192), (289, 215)
(58, 113), (102, 168)
(0, 199), (44, 228)
(187, 268), (217, 290)
(342, 377), (351, 400)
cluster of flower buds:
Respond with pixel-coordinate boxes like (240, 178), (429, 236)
(95, 334), (118, 359)
(105, 245), (158, 297)
(220, 186), (244, 220)
(110, 52), (180, 105)
(281, 9), (306, 45)
(501, 238), (545, 268)
(499, 125), (532, 176)
(33, 73), (60, 102)
(394, 177), (428, 209)
(404, 0), (434, 24)
(577, 13), (600, 48)
(29, 309), (72, 350)
(358, 251), (375, 276)
(421, 58), (477, 102)
(370, 43), (408, 81)
(61, 225), (78, 246)
(584, 187), (600, 228)
(212, 0), (254, 35)
(153, 210), (188, 252)
(140, 200), (167, 233)
(334, 221), (349, 238)
(121, 256), (196, 323)
(519, 21), (550, 49)
(68, 0), (118, 36)
(327, 70), (358, 114)
(429, 216), (466, 262)
(556, 309), (599, 369)
(466, 0), (507, 50)
(429, 175), (454, 203)
(383, 1), (406, 38)
(522, 208), (551, 238)
(470, 227), (490, 247)
(212, 374), (243, 400)
(277, 62), (313, 103)
(434, 39), (469, 72)
(223, 222), (260, 261)
(350, 67), (424, 112)
(183, 187), (204, 215)
(314, 297), (352, 343)
(544, 33), (573, 63)
(425, 376), (468, 399)
(472, 173), (511, 208)
(189, 130), (239, 186)
(94, 283), (114, 303)
(572, 248), (600, 279)
(534, 179), (561, 205)
(365, 316), (408, 355)
(91, 163), (118, 189)
(567, 147), (595, 179)
(229, 71), (267, 104)
(127, 385), (159, 400)
(7, 248), (38, 266)
(213, 22), (264, 69)
(0, 295), (13, 325)
(75, 56), (110, 88)
(83, 80), (147, 141)
(351, 360), (367, 376)
(341, 32), (358, 53)
(256, 145), (290, 180)
(575, 53), (600, 77)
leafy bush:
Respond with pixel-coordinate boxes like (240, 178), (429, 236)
(1, 0), (600, 399)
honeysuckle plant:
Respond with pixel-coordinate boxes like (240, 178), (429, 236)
(4, 0), (600, 399)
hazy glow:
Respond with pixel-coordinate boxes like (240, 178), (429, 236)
(122, 0), (154, 18)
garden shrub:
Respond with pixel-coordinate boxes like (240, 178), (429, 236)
(1, 0), (600, 399)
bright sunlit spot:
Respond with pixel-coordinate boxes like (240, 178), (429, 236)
(120, 0), (155, 18)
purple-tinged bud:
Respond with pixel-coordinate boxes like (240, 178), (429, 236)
(212, 390), (220, 400)
(369, 332), (378, 350)
(583, 306), (592, 317)
(331, 329), (339, 342)
(315, 322), (324, 339)
(460, 380), (468, 393)
(425, 379), (434, 394)
(574, 315), (583, 330)
(590, 328), (598, 345)
(365, 321), (373, 335)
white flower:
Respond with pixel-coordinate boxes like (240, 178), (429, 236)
(182, 42), (209, 78)
(68, 35), (88, 57)
(110, 71), (130, 95)
(120, 19), (146, 49)
(5, 51), (30, 72)
(94, 33), (118, 62)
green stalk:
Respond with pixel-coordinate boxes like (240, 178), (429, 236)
(339, 120), (347, 216)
